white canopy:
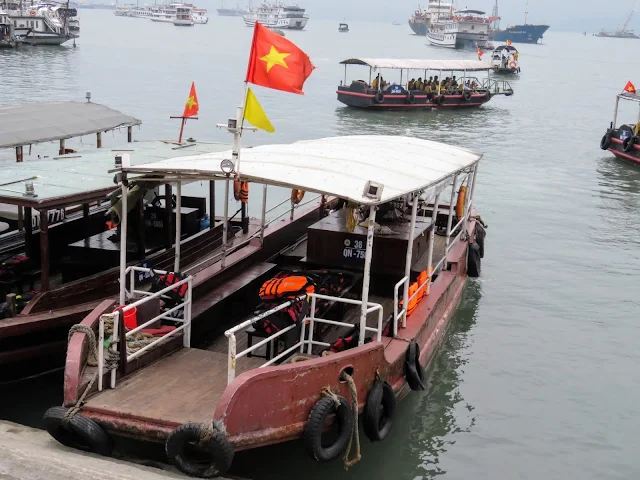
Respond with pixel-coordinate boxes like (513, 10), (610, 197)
(340, 58), (491, 72)
(124, 136), (482, 206)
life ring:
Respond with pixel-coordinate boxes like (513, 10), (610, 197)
(623, 135), (636, 153)
(374, 92), (384, 104)
(600, 133), (612, 150)
(509, 60), (517, 69)
(43, 406), (113, 455)
(404, 341), (426, 391)
(406, 92), (415, 104)
(166, 423), (234, 477)
(463, 90), (472, 101)
(29, 10), (36, 16)
(303, 394), (354, 462)
(363, 380), (396, 442)
(233, 179), (248, 203)
(290, 189), (305, 204)
(467, 242), (481, 277)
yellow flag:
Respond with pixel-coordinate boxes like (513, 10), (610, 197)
(243, 87), (275, 133)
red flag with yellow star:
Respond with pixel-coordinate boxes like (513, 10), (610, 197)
(245, 22), (314, 95)
(183, 82), (199, 117)
(624, 81), (636, 94)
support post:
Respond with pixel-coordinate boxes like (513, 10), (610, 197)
(444, 175), (458, 251)
(359, 205), (377, 346)
(5, 293), (16, 318)
(402, 192), (420, 327)
(174, 182), (182, 272)
(221, 178), (230, 269)
(119, 178), (128, 306)
(178, 118), (186, 144)
(462, 168), (475, 237)
(82, 203), (90, 237)
(164, 184), (173, 250)
(613, 95), (620, 129)
(96, 132), (102, 148)
(467, 163), (479, 217)
(137, 197), (145, 259)
(209, 180), (215, 227)
(16, 145), (23, 162)
(319, 194), (326, 220)
(127, 125), (132, 143)
(426, 193), (441, 292)
(39, 209), (50, 291)
(59, 139), (65, 155)
(24, 207), (33, 258)
(17, 206), (23, 232)
(241, 201), (248, 234)
(260, 184), (267, 246)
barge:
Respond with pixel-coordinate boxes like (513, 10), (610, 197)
(337, 58), (513, 110)
(45, 134), (487, 477)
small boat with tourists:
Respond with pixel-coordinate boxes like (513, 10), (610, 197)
(336, 58), (514, 110)
(338, 22), (348, 32)
(600, 88), (640, 164)
(44, 132), (487, 478)
(489, 44), (520, 74)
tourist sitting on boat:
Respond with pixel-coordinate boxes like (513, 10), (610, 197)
(408, 78), (416, 90)
(452, 76), (458, 88)
(372, 74), (380, 90)
(433, 76), (439, 93)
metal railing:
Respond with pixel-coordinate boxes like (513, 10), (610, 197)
(224, 292), (383, 385)
(481, 78), (514, 95)
(97, 266), (193, 391)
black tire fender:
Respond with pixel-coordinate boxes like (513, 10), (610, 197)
(623, 135), (635, 153)
(43, 406), (113, 456)
(600, 133), (612, 150)
(303, 395), (353, 462)
(166, 423), (234, 478)
(437, 94), (446, 105)
(463, 90), (472, 101)
(406, 92), (415, 104)
(475, 223), (486, 259)
(374, 92), (384, 103)
(404, 341), (426, 391)
(484, 91), (492, 101)
(467, 242), (481, 278)
(363, 380), (397, 442)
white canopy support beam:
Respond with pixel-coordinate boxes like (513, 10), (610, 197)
(444, 174), (458, 252)
(174, 181), (182, 272)
(119, 176), (128, 307)
(402, 193), (419, 328)
(359, 205), (377, 346)
(222, 178), (230, 269)
(426, 193), (441, 293)
(260, 184), (267, 246)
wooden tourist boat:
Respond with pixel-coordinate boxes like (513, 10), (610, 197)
(336, 58), (514, 110)
(600, 91), (640, 165)
(0, 139), (326, 380)
(45, 134), (487, 477)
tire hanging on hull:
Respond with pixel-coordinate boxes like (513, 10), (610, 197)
(43, 406), (113, 456)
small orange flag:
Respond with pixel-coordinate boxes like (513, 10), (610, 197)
(624, 81), (636, 94)
(245, 22), (315, 95)
(183, 82), (199, 117)
(477, 48), (484, 58)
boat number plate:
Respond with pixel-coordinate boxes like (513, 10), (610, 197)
(390, 85), (403, 94)
(32, 209), (66, 229)
(343, 238), (365, 260)
(136, 261), (153, 282)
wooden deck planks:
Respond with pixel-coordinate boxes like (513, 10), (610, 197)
(85, 348), (263, 425)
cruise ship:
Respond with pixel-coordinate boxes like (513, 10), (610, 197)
(1, 0), (79, 45)
(454, 9), (490, 48)
(243, 2), (308, 30)
(408, 1), (452, 35)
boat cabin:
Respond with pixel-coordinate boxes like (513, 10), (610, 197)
(52, 134), (486, 477)
(490, 44), (520, 73)
(338, 22), (348, 32)
(337, 57), (514, 110)
(600, 91), (640, 164)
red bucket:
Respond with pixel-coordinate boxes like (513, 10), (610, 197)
(115, 306), (138, 329)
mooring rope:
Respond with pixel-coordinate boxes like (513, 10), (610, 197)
(341, 373), (361, 469)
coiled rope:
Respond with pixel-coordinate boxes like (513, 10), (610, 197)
(63, 313), (156, 422)
(341, 372), (361, 469)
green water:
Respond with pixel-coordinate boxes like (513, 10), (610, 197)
(2, 12), (640, 480)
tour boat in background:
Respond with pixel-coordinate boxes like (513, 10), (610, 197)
(600, 91), (640, 164)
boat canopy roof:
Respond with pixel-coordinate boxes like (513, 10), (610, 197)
(618, 92), (640, 103)
(340, 58), (492, 72)
(493, 45), (518, 53)
(0, 101), (142, 149)
(123, 136), (482, 206)
(0, 141), (227, 209)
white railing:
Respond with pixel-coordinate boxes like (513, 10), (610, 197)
(97, 266), (193, 391)
(224, 292), (383, 385)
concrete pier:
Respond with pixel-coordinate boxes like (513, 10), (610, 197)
(0, 420), (237, 480)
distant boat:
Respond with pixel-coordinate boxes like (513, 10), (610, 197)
(217, 1), (247, 16)
(339, 22), (349, 32)
(489, 0), (550, 44)
(595, 4), (639, 39)
(392, 21), (401, 25)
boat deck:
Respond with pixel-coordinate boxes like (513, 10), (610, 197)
(84, 348), (263, 426)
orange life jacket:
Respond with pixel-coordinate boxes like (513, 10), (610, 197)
(399, 269), (432, 316)
(259, 275), (315, 301)
(233, 180), (249, 203)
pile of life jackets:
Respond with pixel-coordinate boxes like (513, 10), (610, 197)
(0, 255), (31, 281)
(254, 270), (355, 336)
(149, 270), (188, 309)
(322, 324), (372, 355)
(399, 269), (433, 317)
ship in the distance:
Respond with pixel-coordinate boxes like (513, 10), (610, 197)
(217, 1), (247, 16)
(408, 1), (453, 35)
(489, 0), (550, 44)
(595, 2), (639, 39)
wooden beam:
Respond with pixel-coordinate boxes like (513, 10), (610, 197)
(127, 126), (132, 143)
(39, 209), (50, 291)
(5, 293), (16, 318)
(209, 180), (215, 227)
(24, 207), (33, 258)
(15, 145), (23, 163)
(59, 138), (65, 155)
(96, 132), (102, 148)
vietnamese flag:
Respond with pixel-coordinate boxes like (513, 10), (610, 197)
(183, 82), (199, 118)
(624, 81), (636, 94)
(245, 22), (315, 95)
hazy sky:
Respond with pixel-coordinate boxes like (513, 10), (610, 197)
(292, 0), (639, 32)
